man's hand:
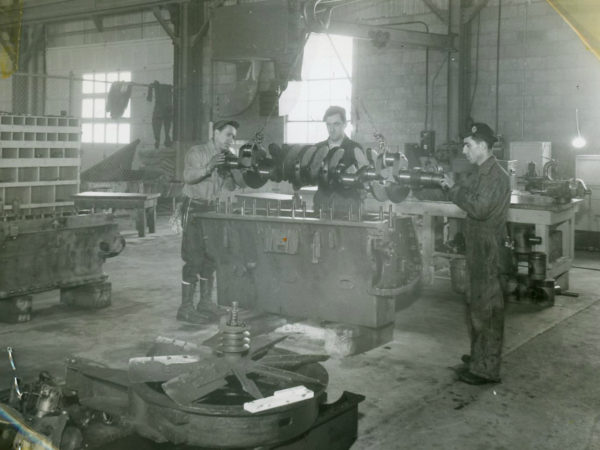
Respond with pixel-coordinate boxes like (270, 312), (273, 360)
(440, 173), (455, 191)
(208, 153), (227, 172)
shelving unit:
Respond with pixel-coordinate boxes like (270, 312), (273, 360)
(0, 114), (81, 214)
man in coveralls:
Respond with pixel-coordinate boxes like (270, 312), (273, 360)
(178, 119), (238, 324)
(440, 123), (511, 384)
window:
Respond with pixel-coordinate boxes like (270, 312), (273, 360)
(81, 71), (131, 144)
(279, 34), (353, 144)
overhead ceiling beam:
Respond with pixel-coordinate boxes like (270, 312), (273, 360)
(317, 21), (456, 51)
(422, 0), (448, 24)
(152, 7), (179, 45)
(0, 0), (194, 27)
(462, 0), (491, 24)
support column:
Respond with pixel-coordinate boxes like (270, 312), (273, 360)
(446, 0), (462, 142)
(171, 2), (206, 180)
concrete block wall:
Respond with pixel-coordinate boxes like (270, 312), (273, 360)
(469, 0), (600, 175)
(341, 3), (449, 152)
(342, 0), (600, 176)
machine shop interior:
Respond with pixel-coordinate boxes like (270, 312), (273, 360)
(1, 0), (600, 449)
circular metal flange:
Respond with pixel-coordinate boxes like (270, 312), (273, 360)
(130, 349), (328, 448)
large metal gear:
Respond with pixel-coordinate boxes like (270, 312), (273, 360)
(67, 303), (330, 448)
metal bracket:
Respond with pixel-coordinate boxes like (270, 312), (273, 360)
(152, 6), (180, 46)
(462, 0), (490, 24)
(423, 0), (448, 24)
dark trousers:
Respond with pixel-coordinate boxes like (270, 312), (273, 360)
(465, 269), (506, 381)
(181, 197), (215, 284)
(152, 114), (172, 147)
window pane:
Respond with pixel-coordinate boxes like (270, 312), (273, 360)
(106, 72), (119, 83)
(81, 98), (94, 118)
(118, 124), (130, 144)
(286, 122), (308, 144)
(307, 80), (331, 102)
(119, 71), (131, 82)
(105, 123), (118, 144)
(279, 81), (301, 117)
(307, 100), (330, 121)
(330, 79), (352, 101)
(281, 33), (353, 144)
(94, 98), (106, 119)
(94, 73), (106, 94)
(287, 100), (308, 121)
(81, 123), (93, 143)
(82, 74), (94, 94)
(307, 122), (327, 142)
(93, 123), (105, 143)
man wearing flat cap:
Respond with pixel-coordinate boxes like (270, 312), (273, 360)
(440, 122), (511, 385)
(178, 119), (238, 324)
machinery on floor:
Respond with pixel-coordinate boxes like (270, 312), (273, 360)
(1, 305), (364, 449)
(199, 203), (422, 331)
(0, 212), (125, 323)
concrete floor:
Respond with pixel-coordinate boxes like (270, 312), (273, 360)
(1, 217), (600, 449)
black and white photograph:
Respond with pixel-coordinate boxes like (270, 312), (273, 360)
(0, 0), (599, 448)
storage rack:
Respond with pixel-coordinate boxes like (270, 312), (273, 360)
(0, 114), (81, 215)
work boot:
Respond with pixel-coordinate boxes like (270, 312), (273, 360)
(457, 366), (500, 385)
(196, 274), (224, 319)
(177, 283), (211, 324)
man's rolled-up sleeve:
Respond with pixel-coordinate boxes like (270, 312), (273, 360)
(183, 148), (210, 185)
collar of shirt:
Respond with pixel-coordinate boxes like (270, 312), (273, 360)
(327, 134), (349, 148)
(478, 155), (496, 175)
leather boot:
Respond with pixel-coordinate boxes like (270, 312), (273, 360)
(177, 283), (211, 324)
(196, 274), (223, 318)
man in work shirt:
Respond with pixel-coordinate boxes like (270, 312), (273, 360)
(313, 105), (369, 214)
(178, 119), (238, 324)
(440, 122), (511, 385)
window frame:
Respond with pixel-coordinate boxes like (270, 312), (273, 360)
(281, 34), (353, 144)
(81, 71), (132, 145)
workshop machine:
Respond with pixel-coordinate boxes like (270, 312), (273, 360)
(1, 304), (364, 449)
(196, 140), (445, 331)
(0, 212), (125, 322)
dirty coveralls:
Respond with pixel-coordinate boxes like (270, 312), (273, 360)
(182, 142), (234, 288)
(448, 155), (511, 380)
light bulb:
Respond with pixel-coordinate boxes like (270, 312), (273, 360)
(572, 135), (587, 149)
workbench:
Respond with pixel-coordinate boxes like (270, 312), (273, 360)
(73, 192), (161, 237)
(235, 192), (295, 211)
(392, 195), (581, 288)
